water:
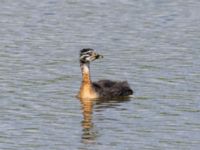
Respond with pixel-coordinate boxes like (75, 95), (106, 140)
(0, 0), (200, 149)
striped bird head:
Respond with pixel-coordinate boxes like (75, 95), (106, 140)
(80, 48), (103, 63)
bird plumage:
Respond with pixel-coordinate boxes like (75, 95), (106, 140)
(92, 80), (133, 98)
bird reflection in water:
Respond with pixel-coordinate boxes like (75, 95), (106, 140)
(79, 97), (131, 144)
(80, 98), (97, 144)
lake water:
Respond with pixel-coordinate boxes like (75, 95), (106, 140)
(0, 0), (200, 149)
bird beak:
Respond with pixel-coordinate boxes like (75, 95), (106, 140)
(95, 53), (103, 59)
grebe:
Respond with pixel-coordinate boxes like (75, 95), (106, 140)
(78, 48), (133, 99)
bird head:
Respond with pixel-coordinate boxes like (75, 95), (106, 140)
(80, 48), (103, 63)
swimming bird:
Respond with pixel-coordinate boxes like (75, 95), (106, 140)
(78, 48), (133, 99)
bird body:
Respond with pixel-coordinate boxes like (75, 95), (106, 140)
(93, 80), (133, 98)
(77, 48), (133, 99)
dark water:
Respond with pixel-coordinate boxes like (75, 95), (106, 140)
(0, 0), (200, 149)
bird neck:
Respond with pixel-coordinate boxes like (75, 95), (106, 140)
(80, 62), (91, 84)
(78, 62), (98, 99)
